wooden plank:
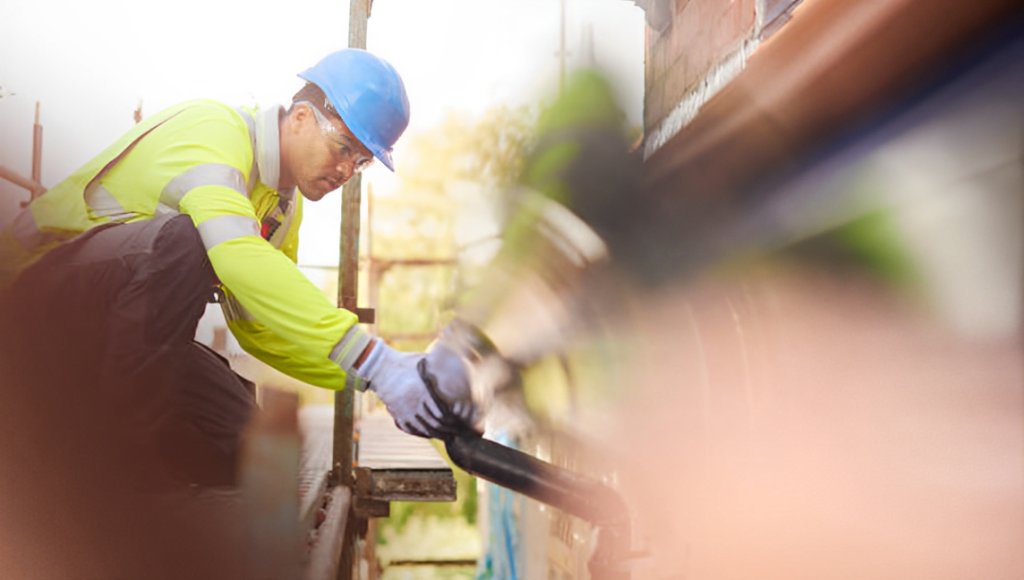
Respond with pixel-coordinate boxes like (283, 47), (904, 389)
(358, 412), (451, 471)
(356, 412), (456, 502)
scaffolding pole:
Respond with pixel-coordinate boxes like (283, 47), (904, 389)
(334, 1), (371, 578)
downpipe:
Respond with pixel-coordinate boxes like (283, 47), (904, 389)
(443, 431), (632, 579)
(428, 191), (637, 577)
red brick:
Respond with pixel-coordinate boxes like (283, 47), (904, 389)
(694, 0), (724, 29)
(671, 8), (697, 54)
(644, 29), (653, 87)
(644, 76), (666, 129)
(646, 0), (759, 132)
(664, 57), (693, 107)
(652, 35), (669, 84)
(710, 0), (755, 58)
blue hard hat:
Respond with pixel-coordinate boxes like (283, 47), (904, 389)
(299, 49), (410, 171)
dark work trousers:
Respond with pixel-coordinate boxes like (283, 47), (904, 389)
(0, 213), (255, 488)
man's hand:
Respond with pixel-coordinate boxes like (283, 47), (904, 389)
(423, 342), (477, 427)
(359, 340), (465, 438)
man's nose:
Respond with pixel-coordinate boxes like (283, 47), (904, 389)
(335, 158), (355, 183)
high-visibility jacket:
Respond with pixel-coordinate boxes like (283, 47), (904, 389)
(0, 100), (371, 390)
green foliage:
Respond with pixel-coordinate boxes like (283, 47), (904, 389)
(381, 565), (475, 580)
(779, 208), (921, 290)
(370, 105), (537, 345)
(400, 105), (534, 194)
(393, 105), (534, 233)
(534, 70), (625, 136)
(376, 266), (455, 339)
(831, 209), (920, 287)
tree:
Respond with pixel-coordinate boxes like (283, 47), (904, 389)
(370, 105), (536, 350)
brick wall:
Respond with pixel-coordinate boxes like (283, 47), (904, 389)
(645, 0), (758, 130)
(643, 0), (803, 158)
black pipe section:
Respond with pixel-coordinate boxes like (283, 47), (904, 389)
(420, 355), (630, 528)
(444, 432), (629, 529)
(420, 354), (632, 577)
(444, 433), (632, 579)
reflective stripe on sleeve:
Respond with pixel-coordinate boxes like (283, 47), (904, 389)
(161, 163), (248, 209)
(221, 293), (255, 322)
(196, 214), (260, 250)
(345, 371), (369, 392)
(329, 325), (373, 373)
(84, 183), (137, 222)
(154, 202), (178, 216)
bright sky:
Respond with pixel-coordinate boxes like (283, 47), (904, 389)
(0, 0), (646, 266)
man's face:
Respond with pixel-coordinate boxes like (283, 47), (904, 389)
(291, 103), (375, 201)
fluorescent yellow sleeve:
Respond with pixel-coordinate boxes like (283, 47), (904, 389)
(3, 98), (362, 388)
(156, 106), (357, 389)
(223, 289), (353, 390)
(180, 193), (360, 389)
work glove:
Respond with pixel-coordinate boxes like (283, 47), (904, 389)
(422, 340), (477, 427)
(359, 339), (471, 439)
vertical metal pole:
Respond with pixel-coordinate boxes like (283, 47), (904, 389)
(334, 190), (361, 491)
(334, 0), (370, 489)
(366, 182), (377, 337)
(31, 102), (42, 186)
(336, 3), (370, 579)
(560, 0), (567, 95)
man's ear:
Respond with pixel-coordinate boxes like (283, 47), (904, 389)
(286, 103), (313, 135)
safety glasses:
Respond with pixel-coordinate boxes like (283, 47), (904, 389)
(300, 101), (376, 174)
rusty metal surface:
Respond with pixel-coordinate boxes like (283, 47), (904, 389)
(337, 6), (371, 579)
(298, 405), (335, 530)
(333, 161), (363, 493)
(31, 102), (42, 185)
(353, 468), (393, 518)
(354, 307), (375, 324)
(352, 497), (391, 518)
(0, 165), (43, 195)
(364, 469), (456, 502)
(303, 485), (352, 580)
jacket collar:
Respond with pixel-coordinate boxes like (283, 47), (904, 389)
(255, 104), (295, 201)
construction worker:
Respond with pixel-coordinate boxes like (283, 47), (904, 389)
(0, 49), (473, 487)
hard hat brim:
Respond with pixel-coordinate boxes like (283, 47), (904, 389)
(297, 49), (409, 174)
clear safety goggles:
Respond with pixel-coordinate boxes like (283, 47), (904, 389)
(299, 101), (376, 174)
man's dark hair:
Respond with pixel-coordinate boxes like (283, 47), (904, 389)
(289, 82), (342, 121)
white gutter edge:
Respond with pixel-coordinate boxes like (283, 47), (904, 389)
(643, 38), (760, 161)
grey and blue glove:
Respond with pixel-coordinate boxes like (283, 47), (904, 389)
(358, 338), (475, 438)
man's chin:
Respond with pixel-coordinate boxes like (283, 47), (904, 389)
(298, 184), (329, 201)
